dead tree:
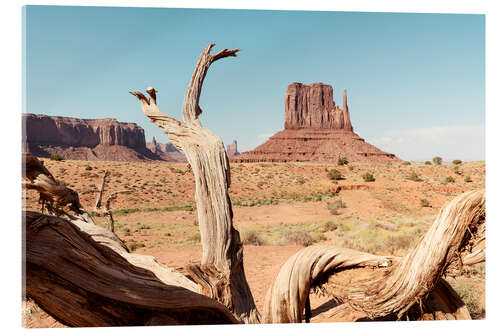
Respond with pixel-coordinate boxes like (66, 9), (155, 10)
(130, 44), (259, 324)
(94, 170), (130, 232)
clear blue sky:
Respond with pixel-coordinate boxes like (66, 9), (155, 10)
(24, 6), (485, 161)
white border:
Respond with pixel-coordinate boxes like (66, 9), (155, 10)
(2, 1), (498, 333)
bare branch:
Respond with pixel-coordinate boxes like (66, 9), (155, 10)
(94, 170), (109, 210)
(181, 43), (240, 125)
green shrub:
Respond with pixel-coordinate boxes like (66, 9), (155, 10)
(465, 176), (472, 183)
(452, 160), (462, 165)
(406, 172), (423, 182)
(432, 156), (442, 165)
(50, 154), (64, 161)
(85, 165), (93, 171)
(425, 161), (432, 165)
(337, 157), (349, 166)
(454, 166), (463, 175)
(445, 176), (455, 183)
(420, 198), (431, 207)
(327, 169), (343, 181)
(362, 172), (375, 182)
(348, 165), (354, 171)
(402, 161), (411, 165)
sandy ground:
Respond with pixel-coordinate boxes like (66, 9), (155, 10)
(22, 160), (485, 327)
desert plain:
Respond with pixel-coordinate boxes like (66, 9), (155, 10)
(22, 158), (486, 326)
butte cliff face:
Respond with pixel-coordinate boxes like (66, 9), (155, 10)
(234, 82), (399, 163)
(285, 82), (353, 131)
(23, 114), (160, 161)
(226, 140), (240, 159)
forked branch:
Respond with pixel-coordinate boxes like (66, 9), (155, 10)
(130, 44), (258, 324)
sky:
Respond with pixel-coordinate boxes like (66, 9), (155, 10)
(24, 6), (485, 161)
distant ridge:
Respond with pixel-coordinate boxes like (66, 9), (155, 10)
(23, 113), (163, 162)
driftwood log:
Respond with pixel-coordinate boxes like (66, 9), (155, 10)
(23, 44), (486, 327)
(24, 211), (238, 326)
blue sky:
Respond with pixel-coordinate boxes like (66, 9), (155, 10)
(24, 6), (485, 161)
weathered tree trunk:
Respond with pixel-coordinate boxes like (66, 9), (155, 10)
(130, 44), (259, 323)
(344, 189), (485, 319)
(263, 189), (485, 322)
(24, 211), (238, 326)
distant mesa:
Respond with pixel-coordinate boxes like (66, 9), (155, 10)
(23, 113), (172, 162)
(233, 82), (399, 163)
(23, 113), (239, 163)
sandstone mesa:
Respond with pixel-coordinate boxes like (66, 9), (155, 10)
(234, 82), (399, 163)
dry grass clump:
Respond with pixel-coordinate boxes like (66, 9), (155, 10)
(445, 176), (455, 183)
(406, 172), (423, 182)
(362, 172), (375, 182)
(327, 198), (347, 215)
(337, 157), (349, 166)
(334, 218), (426, 255)
(50, 154), (64, 161)
(420, 198), (431, 207)
(448, 280), (484, 319)
(241, 229), (268, 246)
(327, 169), (343, 181)
(285, 230), (314, 247)
(126, 241), (146, 252)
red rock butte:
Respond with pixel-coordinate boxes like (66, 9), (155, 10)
(233, 82), (399, 163)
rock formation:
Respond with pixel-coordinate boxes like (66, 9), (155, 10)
(226, 140), (240, 158)
(285, 82), (353, 131)
(146, 136), (187, 162)
(234, 82), (399, 163)
(23, 114), (160, 161)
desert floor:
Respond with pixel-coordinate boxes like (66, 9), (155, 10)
(22, 159), (486, 326)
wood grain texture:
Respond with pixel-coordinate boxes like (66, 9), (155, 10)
(24, 211), (238, 326)
(263, 189), (484, 322)
(131, 44), (259, 324)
